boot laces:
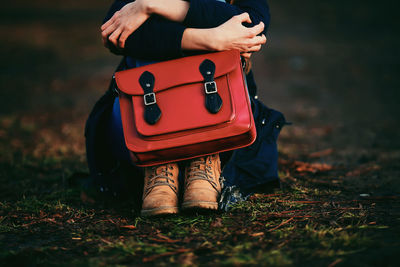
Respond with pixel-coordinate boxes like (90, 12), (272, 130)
(186, 156), (219, 191)
(144, 165), (177, 198)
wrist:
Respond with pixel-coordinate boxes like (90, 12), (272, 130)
(208, 28), (222, 51)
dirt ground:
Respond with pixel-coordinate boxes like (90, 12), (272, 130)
(1, 0), (399, 266)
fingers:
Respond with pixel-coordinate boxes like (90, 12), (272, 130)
(245, 34), (266, 49)
(101, 24), (117, 40)
(246, 44), (262, 52)
(248, 22), (264, 37)
(108, 27), (122, 47)
(100, 10), (142, 49)
(236, 12), (252, 24)
(241, 52), (252, 59)
(101, 22), (118, 46)
(119, 30), (131, 49)
(253, 34), (267, 45)
(235, 14), (264, 38)
(102, 34), (108, 47)
(240, 44), (261, 59)
(100, 22), (134, 49)
(238, 34), (265, 53)
(101, 15), (115, 31)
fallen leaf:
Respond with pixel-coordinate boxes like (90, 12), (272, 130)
(328, 258), (343, 267)
(346, 164), (380, 177)
(100, 238), (112, 245)
(268, 217), (294, 232)
(295, 161), (333, 173)
(120, 225), (136, 230)
(150, 234), (179, 243)
(309, 148), (334, 158)
(250, 232), (264, 237)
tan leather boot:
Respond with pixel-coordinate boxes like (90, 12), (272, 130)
(141, 163), (179, 216)
(182, 154), (221, 210)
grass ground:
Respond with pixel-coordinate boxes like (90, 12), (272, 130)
(1, 0), (399, 266)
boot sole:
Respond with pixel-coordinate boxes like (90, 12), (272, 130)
(181, 201), (218, 210)
(141, 206), (179, 217)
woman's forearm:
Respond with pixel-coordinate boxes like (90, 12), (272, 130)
(147, 0), (189, 23)
(181, 13), (266, 53)
(181, 28), (216, 51)
(102, 0), (189, 49)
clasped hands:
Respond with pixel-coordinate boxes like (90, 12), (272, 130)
(101, 0), (266, 58)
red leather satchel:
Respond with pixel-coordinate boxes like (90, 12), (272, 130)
(114, 50), (256, 166)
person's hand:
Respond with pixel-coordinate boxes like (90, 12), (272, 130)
(211, 13), (266, 54)
(101, 0), (151, 49)
(241, 35), (267, 59)
(241, 51), (257, 59)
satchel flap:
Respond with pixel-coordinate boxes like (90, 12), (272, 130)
(132, 75), (236, 137)
(115, 50), (240, 95)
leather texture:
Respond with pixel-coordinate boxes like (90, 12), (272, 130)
(114, 50), (257, 166)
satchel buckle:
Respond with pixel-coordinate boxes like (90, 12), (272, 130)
(204, 81), (217, 94)
(144, 92), (156, 106)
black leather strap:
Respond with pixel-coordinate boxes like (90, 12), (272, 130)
(139, 71), (161, 125)
(199, 59), (223, 114)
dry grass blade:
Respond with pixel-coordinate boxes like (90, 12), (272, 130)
(268, 217), (295, 232)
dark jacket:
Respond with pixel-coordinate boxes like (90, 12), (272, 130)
(84, 0), (286, 210)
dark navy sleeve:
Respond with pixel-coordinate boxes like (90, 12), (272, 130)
(183, 0), (270, 34)
(104, 0), (186, 60)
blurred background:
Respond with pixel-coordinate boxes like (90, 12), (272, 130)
(1, 0), (399, 198)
